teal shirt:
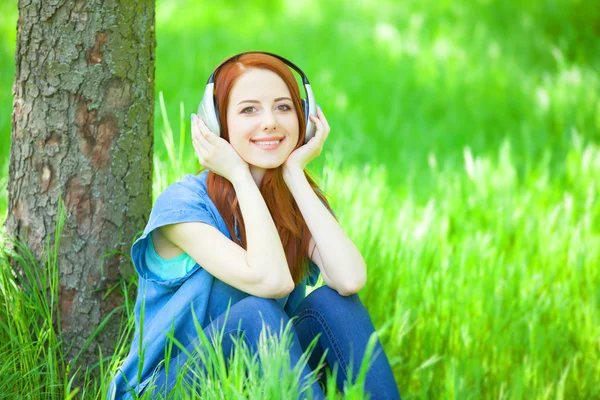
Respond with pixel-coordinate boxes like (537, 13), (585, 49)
(145, 232), (197, 280)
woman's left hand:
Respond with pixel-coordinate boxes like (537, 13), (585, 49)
(283, 106), (330, 173)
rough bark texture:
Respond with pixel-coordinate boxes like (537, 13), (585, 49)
(5, 0), (155, 368)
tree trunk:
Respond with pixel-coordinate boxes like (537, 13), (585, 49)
(5, 0), (155, 368)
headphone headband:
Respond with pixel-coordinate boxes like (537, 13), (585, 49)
(208, 51), (310, 85)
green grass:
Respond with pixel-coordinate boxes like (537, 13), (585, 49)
(0, 194), (376, 400)
(1, 0), (599, 398)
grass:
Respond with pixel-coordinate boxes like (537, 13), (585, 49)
(1, 0), (600, 398)
(0, 193), (376, 400)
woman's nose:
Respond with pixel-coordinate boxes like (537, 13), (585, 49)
(260, 111), (278, 131)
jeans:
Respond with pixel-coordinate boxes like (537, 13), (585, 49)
(142, 286), (401, 399)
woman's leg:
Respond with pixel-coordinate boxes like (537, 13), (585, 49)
(292, 286), (402, 400)
(144, 296), (325, 399)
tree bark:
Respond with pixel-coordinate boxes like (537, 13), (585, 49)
(5, 0), (155, 368)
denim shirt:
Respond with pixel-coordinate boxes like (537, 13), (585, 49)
(108, 170), (320, 399)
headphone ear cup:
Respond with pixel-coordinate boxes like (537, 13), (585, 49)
(198, 83), (221, 136)
(302, 99), (308, 121)
(213, 98), (221, 133)
(302, 99), (310, 144)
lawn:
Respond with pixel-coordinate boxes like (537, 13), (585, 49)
(1, 0), (599, 398)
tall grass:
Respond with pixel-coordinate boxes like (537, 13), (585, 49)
(320, 135), (600, 398)
(136, 100), (600, 398)
(1, 95), (600, 398)
(0, 200), (81, 398)
(0, 196), (379, 399)
(1, 0), (599, 398)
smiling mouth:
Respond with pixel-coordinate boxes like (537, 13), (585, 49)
(251, 137), (285, 150)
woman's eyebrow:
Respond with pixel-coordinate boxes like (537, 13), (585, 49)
(237, 97), (292, 105)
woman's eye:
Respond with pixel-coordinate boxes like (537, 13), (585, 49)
(241, 104), (291, 114)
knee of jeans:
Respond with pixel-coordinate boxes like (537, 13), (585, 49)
(302, 285), (360, 311)
(241, 296), (288, 329)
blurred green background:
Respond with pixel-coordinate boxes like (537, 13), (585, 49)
(1, 0), (598, 201)
(1, 0), (599, 398)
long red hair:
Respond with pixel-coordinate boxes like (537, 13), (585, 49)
(199, 53), (335, 285)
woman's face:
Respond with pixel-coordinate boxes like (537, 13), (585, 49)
(226, 68), (300, 172)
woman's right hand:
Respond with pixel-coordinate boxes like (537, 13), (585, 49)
(191, 113), (250, 183)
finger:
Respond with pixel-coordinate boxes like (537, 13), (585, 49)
(191, 119), (210, 151)
(190, 115), (203, 139)
(192, 138), (205, 163)
(192, 129), (210, 153)
(196, 116), (216, 144)
(311, 116), (328, 152)
(191, 115), (207, 140)
(317, 106), (330, 133)
(310, 115), (325, 139)
(193, 116), (207, 139)
(193, 142), (210, 168)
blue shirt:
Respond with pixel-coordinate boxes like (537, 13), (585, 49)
(108, 170), (321, 399)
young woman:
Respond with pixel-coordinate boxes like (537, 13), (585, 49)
(109, 52), (401, 399)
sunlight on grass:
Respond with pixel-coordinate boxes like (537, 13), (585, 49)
(1, 114), (599, 397)
(148, 100), (600, 398)
(316, 135), (600, 398)
(1, 0), (600, 398)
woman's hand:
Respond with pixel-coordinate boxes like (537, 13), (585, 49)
(191, 114), (250, 183)
(283, 106), (330, 174)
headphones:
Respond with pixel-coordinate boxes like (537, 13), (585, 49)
(197, 51), (317, 144)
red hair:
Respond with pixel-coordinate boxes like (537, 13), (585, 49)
(199, 53), (335, 285)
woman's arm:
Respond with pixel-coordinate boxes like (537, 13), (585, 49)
(283, 167), (367, 296)
(231, 169), (294, 288)
(160, 168), (295, 297)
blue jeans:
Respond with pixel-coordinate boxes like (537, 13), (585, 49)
(143, 286), (401, 399)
